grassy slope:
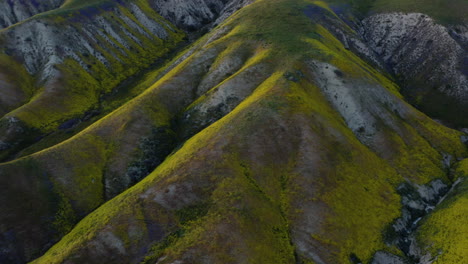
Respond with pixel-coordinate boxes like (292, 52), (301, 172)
(34, 64), (399, 263)
(0, 55), (35, 116)
(60, 0), (108, 9)
(0, 0), (185, 161)
(0, 21), (228, 261)
(28, 0), (467, 263)
(0, 0), (463, 158)
(417, 159), (468, 264)
(18, 0), (184, 130)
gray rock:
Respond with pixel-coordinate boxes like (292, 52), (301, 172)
(0, 0), (63, 29)
(371, 251), (406, 264)
(361, 13), (468, 124)
(461, 135), (468, 145)
(388, 180), (450, 262)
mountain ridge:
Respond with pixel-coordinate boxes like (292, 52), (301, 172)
(0, 0), (467, 263)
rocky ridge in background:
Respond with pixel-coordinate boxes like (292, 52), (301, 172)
(0, 0), (253, 161)
(361, 12), (468, 127)
(0, 0), (64, 29)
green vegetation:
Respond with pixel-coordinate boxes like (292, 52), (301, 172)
(0, 54), (35, 116)
(52, 194), (78, 238)
(142, 202), (211, 263)
(217, 0), (341, 63)
(12, 4), (185, 132)
(456, 159), (468, 178)
(175, 202), (211, 225)
(60, 0), (110, 9)
(2, 0), (467, 263)
(281, 74), (404, 262)
(141, 229), (186, 264)
(0, 0), (186, 162)
(418, 159), (468, 263)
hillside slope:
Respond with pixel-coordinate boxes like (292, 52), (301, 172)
(0, 0), (467, 263)
(361, 12), (468, 127)
(0, 0), (64, 28)
(0, 0), (252, 161)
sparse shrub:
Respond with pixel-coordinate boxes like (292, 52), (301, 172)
(126, 127), (176, 184)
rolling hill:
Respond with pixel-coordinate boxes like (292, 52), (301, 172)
(0, 0), (467, 263)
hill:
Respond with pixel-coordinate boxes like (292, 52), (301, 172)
(0, 0), (467, 263)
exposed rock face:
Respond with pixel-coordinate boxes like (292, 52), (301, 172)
(309, 60), (403, 146)
(0, 1), (183, 160)
(0, 0), (64, 29)
(150, 0), (255, 31)
(361, 13), (468, 126)
(2, 4), (172, 79)
(1, 0), (255, 80)
(212, 0), (256, 27)
(0, 0), (254, 161)
(393, 180), (448, 263)
(304, 4), (386, 71)
(371, 251), (406, 264)
(375, 179), (466, 264)
(0, 1), (259, 262)
(150, 0), (230, 30)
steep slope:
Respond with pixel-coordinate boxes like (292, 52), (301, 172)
(370, 0), (468, 24)
(0, 0), (184, 161)
(0, 0), (64, 29)
(3, 0), (461, 263)
(361, 12), (468, 127)
(0, 0), (253, 263)
(0, 0), (253, 162)
(417, 159), (468, 264)
(309, 0), (468, 128)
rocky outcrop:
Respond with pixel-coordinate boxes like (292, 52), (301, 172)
(371, 251), (406, 264)
(0, 0), (254, 161)
(304, 4), (386, 71)
(150, 0), (230, 31)
(393, 180), (448, 263)
(0, 10), (258, 262)
(2, 4), (173, 79)
(1, 0), (254, 80)
(374, 178), (466, 264)
(150, 0), (255, 31)
(361, 13), (468, 127)
(0, 1), (184, 161)
(0, 0), (64, 29)
(212, 0), (256, 27)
